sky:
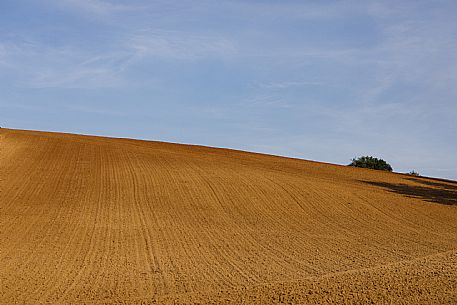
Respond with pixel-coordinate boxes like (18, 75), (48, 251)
(1, 0), (456, 180)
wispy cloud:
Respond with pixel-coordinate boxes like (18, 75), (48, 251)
(0, 27), (238, 89)
(130, 29), (237, 60)
(242, 95), (292, 109)
(50, 0), (143, 15)
(63, 103), (127, 117)
(258, 81), (324, 90)
(0, 39), (134, 88)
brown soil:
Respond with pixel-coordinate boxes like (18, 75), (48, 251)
(0, 128), (456, 304)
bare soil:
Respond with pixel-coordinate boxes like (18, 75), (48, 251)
(0, 128), (456, 304)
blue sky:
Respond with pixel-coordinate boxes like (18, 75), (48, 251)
(1, 0), (456, 180)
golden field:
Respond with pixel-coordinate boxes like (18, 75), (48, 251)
(0, 128), (456, 304)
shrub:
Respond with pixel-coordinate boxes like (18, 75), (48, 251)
(348, 156), (393, 172)
(408, 170), (420, 176)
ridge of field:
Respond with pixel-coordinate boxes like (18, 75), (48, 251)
(0, 128), (456, 304)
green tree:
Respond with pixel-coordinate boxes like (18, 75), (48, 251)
(348, 156), (393, 172)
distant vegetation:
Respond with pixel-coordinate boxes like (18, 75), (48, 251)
(349, 156), (393, 172)
(408, 170), (420, 176)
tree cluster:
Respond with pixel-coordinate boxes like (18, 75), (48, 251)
(349, 156), (393, 172)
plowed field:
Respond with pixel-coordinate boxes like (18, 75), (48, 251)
(1, 128), (456, 304)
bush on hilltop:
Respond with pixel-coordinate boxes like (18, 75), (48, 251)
(348, 156), (393, 172)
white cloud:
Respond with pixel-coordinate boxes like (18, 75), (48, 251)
(51, 0), (142, 15)
(259, 81), (324, 89)
(242, 95), (292, 109)
(0, 39), (135, 88)
(0, 28), (238, 89)
(130, 29), (237, 60)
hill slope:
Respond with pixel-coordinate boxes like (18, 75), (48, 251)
(0, 128), (456, 304)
